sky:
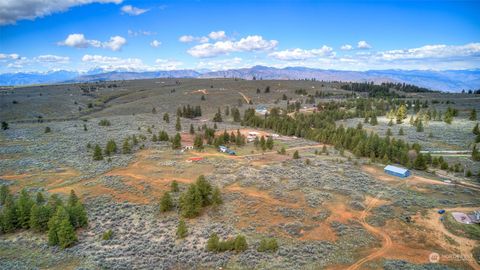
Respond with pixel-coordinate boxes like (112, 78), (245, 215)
(0, 0), (479, 74)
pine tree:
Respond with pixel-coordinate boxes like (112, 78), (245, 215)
(163, 113), (170, 123)
(180, 184), (203, 218)
(266, 136), (274, 150)
(30, 203), (51, 232)
(398, 127), (404, 135)
(396, 104), (408, 124)
(196, 175), (212, 206)
(48, 206), (69, 246)
(473, 123), (480, 135)
(68, 190), (79, 207)
(35, 192), (45, 204)
(293, 150), (300, 159)
(93, 144), (103, 160)
(171, 180), (179, 192)
(16, 189), (34, 229)
(414, 153), (427, 170)
(176, 116), (182, 131)
(370, 114), (378, 125)
(1, 194), (18, 233)
(57, 218), (77, 248)
(176, 219), (188, 239)
(68, 201), (88, 229)
(260, 136), (266, 151)
(416, 120), (424, 132)
(213, 108), (223, 122)
(189, 124), (195, 135)
(172, 133), (182, 149)
(159, 192), (173, 212)
(194, 135), (204, 150)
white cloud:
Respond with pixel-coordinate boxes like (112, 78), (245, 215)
(377, 43), (480, 61)
(0, 53), (20, 60)
(103, 36), (127, 51)
(179, 35), (209, 43)
(357, 40), (372, 49)
(208, 31), (227, 40)
(58, 34), (126, 51)
(187, 35), (278, 58)
(35, 55), (70, 63)
(150, 40), (162, 48)
(155, 59), (183, 70)
(269, 46), (335, 61)
(341, 44), (353, 50)
(121, 5), (148, 16)
(0, 0), (122, 25)
(82, 54), (148, 71)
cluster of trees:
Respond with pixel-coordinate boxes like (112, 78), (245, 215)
(213, 129), (246, 148)
(0, 188), (87, 249)
(340, 82), (401, 98)
(177, 105), (202, 119)
(159, 176), (222, 218)
(152, 130), (170, 143)
(253, 135), (274, 151)
(92, 135), (139, 161)
(242, 101), (428, 170)
(443, 107), (458, 124)
(206, 233), (247, 252)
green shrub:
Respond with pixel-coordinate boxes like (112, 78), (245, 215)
(98, 119), (111, 126)
(102, 230), (113, 240)
(257, 238), (279, 252)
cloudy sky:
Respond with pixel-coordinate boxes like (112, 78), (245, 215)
(1, 0), (479, 73)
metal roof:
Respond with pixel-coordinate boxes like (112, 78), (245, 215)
(384, 165), (409, 174)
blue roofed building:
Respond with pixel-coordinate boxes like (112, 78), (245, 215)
(384, 165), (411, 178)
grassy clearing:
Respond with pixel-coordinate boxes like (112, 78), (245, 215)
(442, 212), (480, 240)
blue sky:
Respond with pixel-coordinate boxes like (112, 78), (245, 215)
(0, 0), (479, 73)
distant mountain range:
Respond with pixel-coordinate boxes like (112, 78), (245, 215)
(1, 66), (479, 92)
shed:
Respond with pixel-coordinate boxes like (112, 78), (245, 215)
(384, 165), (411, 178)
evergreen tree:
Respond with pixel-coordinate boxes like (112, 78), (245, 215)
(48, 194), (63, 212)
(93, 144), (103, 160)
(293, 150), (300, 159)
(189, 124), (195, 135)
(388, 119), (393, 126)
(396, 104), (407, 124)
(48, 206), (69, 246)
(194, 135), (204, 150)
(201, 95), (206, 101)
(176, 219), (188, 239)
(57, 218), (77, 248)
(2, 121), (9, 130)
(171, 180), (179, 192)
(196, 175), (212, 206)
(68, 201), (88, 229)
(163, 113), (170, 123)
(175, 116), (181, 131)
(386, 128), (392, 136)
(280, 146), (286, 155)
(398, 127), (404, 135)
(159, 131), (169, 141)
(159, 192), (173, 212)
(122, 139), (131, 154)
(414, 153), (427, 170)
(266, 136), (274, 150)
(260, 136), (266, 151)
(16, 189), (34, 229)
(68, 190), (79, 207)
(30, 203), (51, 232)
(264, 86), (270, 93)
(213, 108), (223, 122)
(172, 133), (182, 149)
(35, 192), (45, 204)
(1, 194), (18, 233)
(180, 184), (203, 218)
(473, 123), (480, 135)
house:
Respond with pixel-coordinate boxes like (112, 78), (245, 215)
(384, 165), (411, 178)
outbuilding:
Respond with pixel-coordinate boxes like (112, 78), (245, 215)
(384, 165), (411, 178)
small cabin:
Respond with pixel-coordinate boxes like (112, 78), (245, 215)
(384, 165), (411, 178)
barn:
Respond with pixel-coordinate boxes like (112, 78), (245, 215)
(384, 165), (411, 178)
